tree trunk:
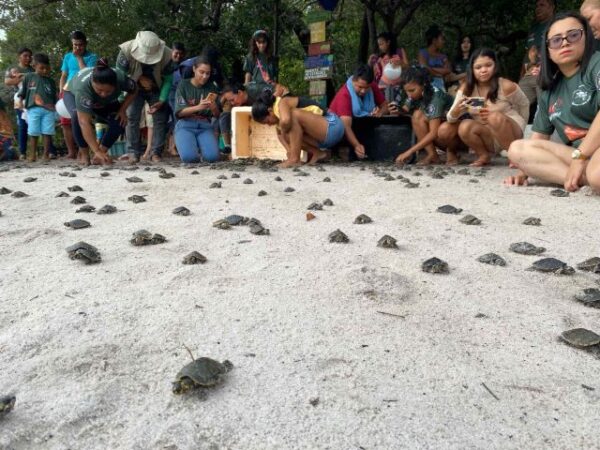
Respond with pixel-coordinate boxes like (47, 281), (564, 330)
(366, 7), (377, 57)
(358, 7), (370, 63)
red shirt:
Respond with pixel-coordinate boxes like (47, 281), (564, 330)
(329, 81), (385, 117)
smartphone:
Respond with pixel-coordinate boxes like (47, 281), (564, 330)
(467, 97), (485, 108)
(205, 92), (217, 102)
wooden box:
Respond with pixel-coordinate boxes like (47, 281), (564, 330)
(231, 107), (287, 160)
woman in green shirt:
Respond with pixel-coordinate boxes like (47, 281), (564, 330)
(243, 30), (278, 90)
(505, 12), (600, 192)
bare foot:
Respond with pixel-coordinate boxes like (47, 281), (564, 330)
(416, 155), (441, 166)
(307, 149), (330, 165)
(445, 152), (459, 166)
(151, 154), (162, 163)
(141, 151), (152, 161)
(469, 157), (491, 167)
(277, 159), (303, 168)
(78, 150), (90, 166)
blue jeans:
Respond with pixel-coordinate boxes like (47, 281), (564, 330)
(126, 90), (168, 157)
(15, 109), (28, 155)
(174, 118), (220, 163)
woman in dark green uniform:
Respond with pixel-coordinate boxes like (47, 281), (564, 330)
(506, 12), (600, 192)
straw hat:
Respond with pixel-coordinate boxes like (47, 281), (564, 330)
(130, 31), (165, 65)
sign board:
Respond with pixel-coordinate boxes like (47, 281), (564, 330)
(308, 41), (332, 56)
(304, 54), (334, 69)
(304, 66), (333, 81)
(309, 80), (327, 96)
(306, 10), (332, 24)
(309, 21), (326, 44)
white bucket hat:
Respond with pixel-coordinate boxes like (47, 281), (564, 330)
(130, 31), (165, 65)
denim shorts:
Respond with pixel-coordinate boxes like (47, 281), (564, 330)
(27, 106), (56, 136)
(319, 112), (345, 149)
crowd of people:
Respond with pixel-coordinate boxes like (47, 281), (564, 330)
(1, 0), (600, 193)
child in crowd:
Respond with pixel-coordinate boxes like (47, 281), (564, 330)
(174, 57), (220, 163)
(18, 53), (57, 161)
(243, 30), (278, 88)
(391, 66), (453, 165)
(418, 25), (451, 92)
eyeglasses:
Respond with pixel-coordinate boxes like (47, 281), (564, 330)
(547, 28), (584, 50)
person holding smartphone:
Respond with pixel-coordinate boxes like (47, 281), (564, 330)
(173, 56), (221, 163)
(441, 48), (529, 166)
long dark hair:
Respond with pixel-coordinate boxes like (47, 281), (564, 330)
(455, 35), (474, 62)
(401, 66), (434, 105)
(377, 32), (398, 57)
(425, 25), (443, 46)
(251, 89), (276, 121)
(538, 12), (595, 91)
(249, 29), (273, 60)
(91, 58), (117, 86)
(463, 48), (500, 102)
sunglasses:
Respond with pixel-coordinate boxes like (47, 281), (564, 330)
(547, 28), (584, 50)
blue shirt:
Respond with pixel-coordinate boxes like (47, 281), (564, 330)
(61, 51), (98, 83)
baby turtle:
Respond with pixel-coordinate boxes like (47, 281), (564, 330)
(249, 223), (270, 235)
(528, 258), (574, 274)
(23, 177), (37, 183)
(225, 215), (248, 226)
(76, 205), (96, 213)
(422, 257), (449, 274)
(172, 206), (191, 216)
(0, 395), (16, 417)
(66, 241), (101, 264)
(523, 217), (541, 226)
(257, 190), (267, 197)
(182, 251), (207, 265)
(437, 205), (462, 214)
(56, 191), (70, 197)
(64, 219), (91, 229)
(354, 214), (373, 224)
(284, 187), (295, 192)
(307, 202), (323, 211)
(130, 229), (166, 246)
(574, 288), (600, 308)
(172, 348), (233, 396)
(323, 198), (334, 206)
(128, 195), (147, 203)
(212, 219), (231, 230)
(97, 204), (117, 215)
(209, 182), (222, 189)
(243, 178), (253, 184)
(0, 187), (12, 195)
(159, 171), (175, 179)
(11, 191), (28, 198)
(576, 257), (600, 273)
(231, 173), (240, 179)
(460, 214), (481, 225)
(322, 177), (331, 182)
(477, 253), (506, 266)
(550, 188), (569, 197)
(384, 175), (395, 181)
(100, 172), (110, 177)
(329, 229), (349, 243)
(509, 242), (546, 255)
(456, 168), (470, 175)
(377, 235), (398, 249)
(191, 170), (199, 175)
(560, 328), (600, 349)
(217, 174), (227, 180)
(59, 171), (70, 177)
(68, 185), (83, 192)
(405, 182), (420, 188)
(274, 176), (283, 181)
(126, 176), (143, 183)
(294, 171), (309, 177)
(71, 196), (86, 205)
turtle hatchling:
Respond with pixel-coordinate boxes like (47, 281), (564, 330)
(243, 178), (253, 184)
(329, 229), (349, 243)
(550, 188), (569, 197)
(523, 217), (541, 226)
(249, 223), (269, 235)
(323, 198), (334, 206)
(284, 187), (295, 192)
(477, 253), (506, 266)
(574, 288), (600, 308)
(576, 257), (600, 273)
(172, 351), (233, 396)
(437, 205), (462, 214)
(183, 251), (207, 265)
(209, 182), (222, 189)
(377, 235), (398, 249)
(225, 215), (248, 226)
(23, 177), (37, 183)
(422, 257), (449, 274)
(173, 206), (191, 216)
(307, 202), (323, 211)
(405, 182), (419, 188)
(460, 214), (481, 225)
(76, 205), (96, 213)
(257, 190), (267, 197)
(68, 185), (83, 192)
(11, 191), (28, 198)
(217, 174), (227, 180)
(126, 176), (143, 183)
(64, 219), (91, 229)
(128, 195), (147, 203)
(71, 196), (86, 204)
(56, 191), (70, 197)
(231, 173), (240, 179)
(509, 242), (546, 255)
(212, 219), (231, 230)
(354, 214), (372, 224)
(528, 258), (574, 274)
(0, 187), (12, 195)
(560, 328), (600, 349)
(159, 171), (175, 179)
(322, 177), (331, 182)
(97, 205), (117, 215)
(66, 241), (101, 264)
(0, 395), (16, 417)
(100, 172), (110, 177)
(274, 176), (283, 181)
(130, 229), (166, 246)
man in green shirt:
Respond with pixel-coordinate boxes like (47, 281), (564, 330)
(117, 31), (174, 162)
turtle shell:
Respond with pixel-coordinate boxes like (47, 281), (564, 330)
(307, 202), (323, 211)
(12, 191), (28, 198)
(176, 358), (233, 388)
(0, 395), (16, 416)
(23, 177), (37, 183)
(70, 196), (86, 204)
(172, 206), (191, 216)
(76, 205), (96, 213)
(477, 253), (506, 266)
(560, 328), (600, 348)
(0, 187), (12, 195)
(329, 229), (349, 243)
(574, 288), (600, 308)
(377, 235), (398, 249)
(460, 214), (481, 225)
(322, 199), (334, 206)
(68, 185), (83, 192)
(64, 219), (91, 229)
(128, 195), (147, 203)
(66, 241), (98, 254)
(509, 242), (546, 255)
(182, 251), (207, 265)
(72, 248), (102, 264)
(249, 224), (269, 235)
(523, 217), (541, 226)
(422, 257), (449, 274)
(437, 205), (462, 214)
(529, 258), (574, 274)
(97, 205), (117, 215)
(576, 257), (600, 273)
(354, 214), (372, 224)
(225, 215), (246, 226)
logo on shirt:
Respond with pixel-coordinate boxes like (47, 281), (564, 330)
(595, 71), (600, 91)
(572, 84), (591, 106)
(548, 98), (563, 121)
(80, 96), (93, 108)
(426, 104), (436, 117)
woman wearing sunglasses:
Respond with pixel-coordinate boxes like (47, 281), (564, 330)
(505, 12), (600, 192)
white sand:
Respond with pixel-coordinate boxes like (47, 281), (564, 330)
(0, 159), (599, 449)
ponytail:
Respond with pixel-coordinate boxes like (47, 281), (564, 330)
(92, 58), (117, 86)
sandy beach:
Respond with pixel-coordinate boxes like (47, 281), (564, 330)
(0, 158), (599, 449)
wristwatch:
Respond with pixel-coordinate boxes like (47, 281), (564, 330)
(571, 149), (589, 160)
